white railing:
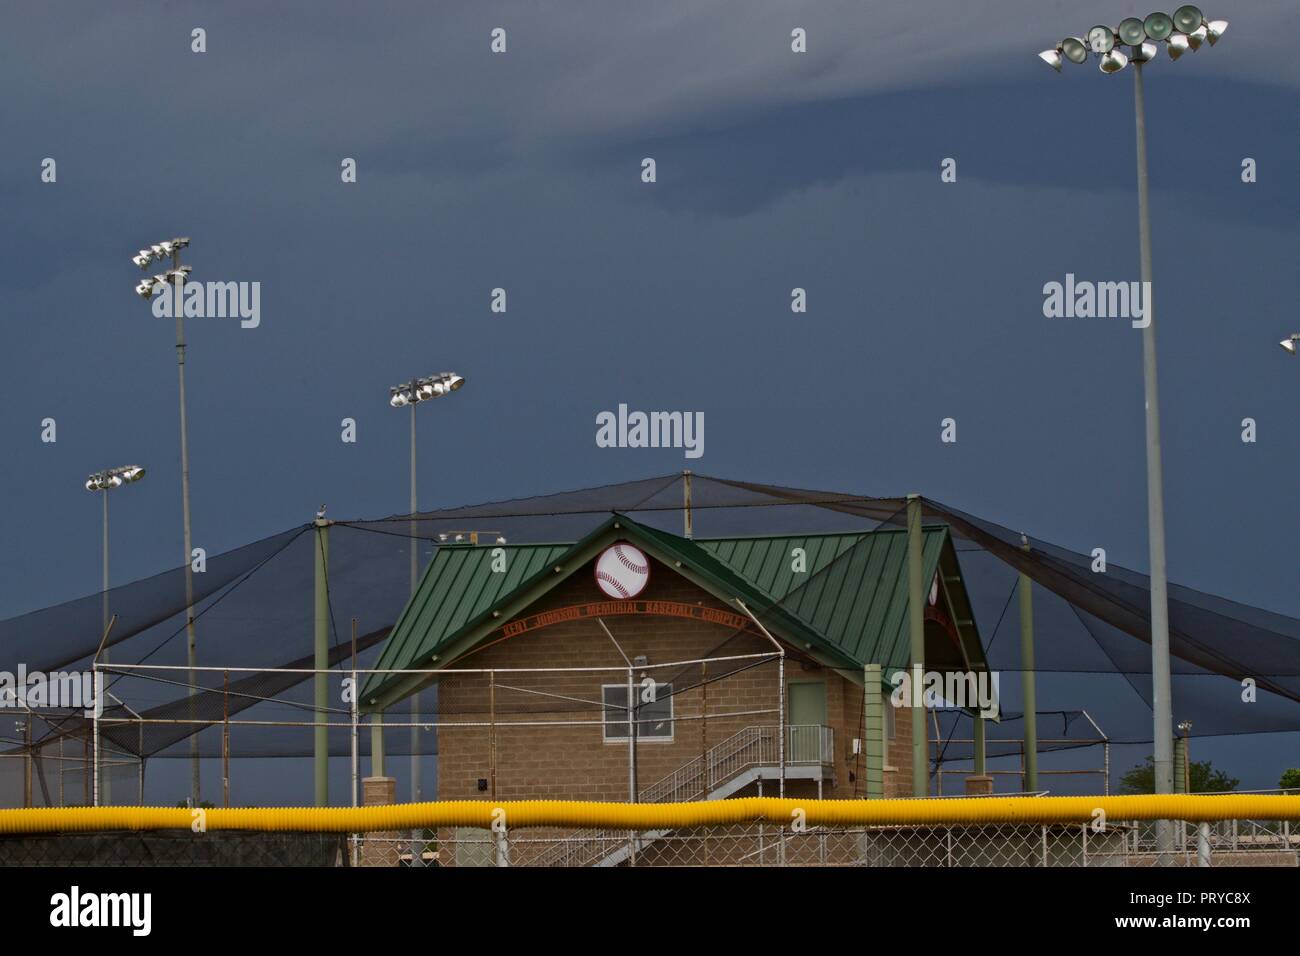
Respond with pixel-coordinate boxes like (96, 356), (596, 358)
(533, 725), (833, 867)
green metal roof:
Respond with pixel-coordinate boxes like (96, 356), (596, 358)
(698, 530), (947, 674)
(363, 515), (973, 709)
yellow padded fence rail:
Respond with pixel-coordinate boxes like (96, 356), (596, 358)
(1, 795), (1299, 835)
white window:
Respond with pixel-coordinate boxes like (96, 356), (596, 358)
(602, 682), (674, 742)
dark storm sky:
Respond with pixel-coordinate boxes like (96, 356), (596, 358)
(1, 1), (1296, 792)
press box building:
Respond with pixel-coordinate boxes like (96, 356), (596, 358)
(361, 513), (989, 810)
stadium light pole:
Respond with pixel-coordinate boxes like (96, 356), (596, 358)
(85, 465), (145, 804)
(1038, 8), (1228, 860)
(131, 236), (202, 805)
(387, 372), (465, 808)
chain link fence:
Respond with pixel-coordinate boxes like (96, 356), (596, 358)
(3, 816), (1290, 867)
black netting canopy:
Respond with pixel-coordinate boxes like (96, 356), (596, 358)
(0, 473), (1295, 804)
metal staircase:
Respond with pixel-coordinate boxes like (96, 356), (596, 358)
(531, 724), (832, 867)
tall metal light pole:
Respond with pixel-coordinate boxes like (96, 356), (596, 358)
(387, 372), (465, 799)
(85, 464), (145, 804)
(132, 237), (201, 804)
(1039, 8), (1228, 859)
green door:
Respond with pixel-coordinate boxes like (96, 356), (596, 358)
(787, 681), (827, 764)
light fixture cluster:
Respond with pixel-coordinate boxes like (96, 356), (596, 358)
(85, 465), (145, 492)
(131, 237), (192, 299)
(1040, 7), (1227, 73)
(389, 372), (465, 407)
(437, 531), (508, 545)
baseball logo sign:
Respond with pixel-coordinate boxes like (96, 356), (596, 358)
(595, 542), (650, 599)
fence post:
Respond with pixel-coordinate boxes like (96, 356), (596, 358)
(1197, 822), (1211, 867)
(495, 826), (510, 867)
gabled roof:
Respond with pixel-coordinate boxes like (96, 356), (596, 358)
(362, 514), (980, 711)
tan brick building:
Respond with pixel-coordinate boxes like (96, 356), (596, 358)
(363, 513), (987, 833)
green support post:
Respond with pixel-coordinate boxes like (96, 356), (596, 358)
(314, 518), (330, 806)
(863, 664), (884, 799)
(906, 495), (927, 798)
(371, 713), (385, 778)
(1019, 536), (1038, 793)
(1173, 735), (1187, 794)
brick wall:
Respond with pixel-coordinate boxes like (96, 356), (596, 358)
(433, 551), (913, 804)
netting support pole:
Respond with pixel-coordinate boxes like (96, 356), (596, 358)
(1019, 534), (1038, 793)
(91, 663), (100, 807)
(906, 495), (927, 798)
(24, 717), (33, 809)
(1133, 59), (1175, 863)
(222, 669), (231, 807)
(863, 664), (884, 799)
(351, 618), (359, 811)
(407, 399), (423, 866)
(682, 469), (693, 539)
(314, 517), (331, 807)
(1172, 734), (1187, 795)
(489, 670), (497, 800)
(973, 710), (986, 778)
(101, 488), (111, 807)
(370, 713), (384, 777)
(173, 250), (201, 810)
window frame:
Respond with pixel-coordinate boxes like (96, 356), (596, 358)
(601, 681), (675, 744)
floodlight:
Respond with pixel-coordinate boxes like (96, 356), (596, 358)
(1088, 26), (1116, 53)
(1131, 40), (1160, 62)
(443, 373), (464, 392)
(1167, 33), (1190, 59)
(1185, 24), (1206, 50)
(1038, 49), (1064, 71)
(1061, 37), (1089, 64)
(1281, 336), (1299, 355)
(1119, 17), (1148, 45)
(496, 536), (507, 544)
(1205, 19), (1228, 44)
(132, 251), (153, 269)
(135, 279), (160, 299)
(1100, 48), (1129, 73)
(1144, 12), (1174, 41)
(1172, 5), (1204, 33)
